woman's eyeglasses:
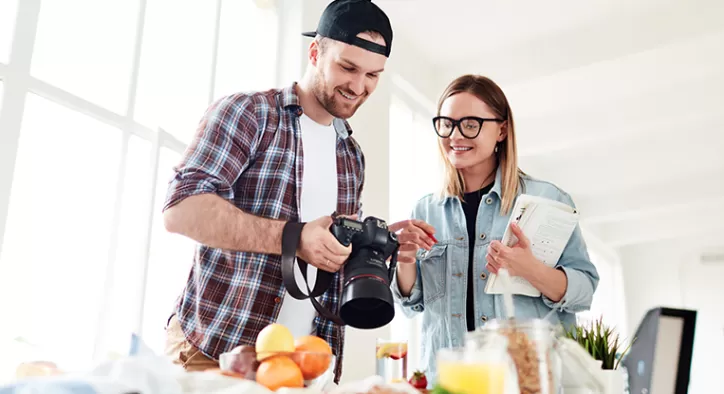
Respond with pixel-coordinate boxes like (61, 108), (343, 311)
(432, 116), (504, 139)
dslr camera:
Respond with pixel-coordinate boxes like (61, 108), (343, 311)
(330, 215), (400, 329)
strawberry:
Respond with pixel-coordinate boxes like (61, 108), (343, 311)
(409, 370), (428, 389)
(389, 349), (407, 360)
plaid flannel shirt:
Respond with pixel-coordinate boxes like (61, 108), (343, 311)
(162, 83), (365, 382)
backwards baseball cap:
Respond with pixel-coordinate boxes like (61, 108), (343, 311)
(302, 0), (393, 58)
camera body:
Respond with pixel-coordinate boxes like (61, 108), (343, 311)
(329, 215), (400, 329)
(330, 216), (398, 255)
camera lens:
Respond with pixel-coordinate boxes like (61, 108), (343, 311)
(339, 249), (395, 329)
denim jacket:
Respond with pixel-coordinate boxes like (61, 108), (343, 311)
(391, 168), (599, 386)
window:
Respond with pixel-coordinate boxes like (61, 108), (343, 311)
(0, 0), (279, 377)
(0, 94), (123, 372)
(214, 0), (278, 98)
(0, 0), (18, 64)
(31, 0), (139, 114)
(141, 147), (196, 356)
(95, 135), (153, 360)
(133, 0), (218, 144)
(388, 92), (440, 377)
(388, 94), (442, 226)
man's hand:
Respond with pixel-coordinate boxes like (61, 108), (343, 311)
(389, 219), (437, 264)
(297, 216), (352, 273)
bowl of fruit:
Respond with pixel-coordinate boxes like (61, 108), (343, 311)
(215, 323), (336, 391)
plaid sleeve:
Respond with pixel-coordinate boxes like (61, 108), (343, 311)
(163, 94), (259, 211)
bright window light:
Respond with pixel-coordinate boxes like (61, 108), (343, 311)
(0, 0), (280, 376)
(141, 147), (196, 355)
(133, 0), (217, 144)
(0, 0), (18, 64)
(214, 0), (278, 98)
(388, 94), (442, 226)
(388, 91), (440, 378)
(30, 0), (139, 114)
(96, 135), (153, 359)
(0, 94), (122, 372)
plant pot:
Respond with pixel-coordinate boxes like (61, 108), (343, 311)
(599, 368), (624, 394)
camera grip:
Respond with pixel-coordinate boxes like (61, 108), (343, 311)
(330, 223), (352, 246)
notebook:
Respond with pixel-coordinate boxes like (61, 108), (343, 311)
(484, 194), (580, 297)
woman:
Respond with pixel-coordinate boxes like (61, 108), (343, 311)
(392, 74), (599, 386)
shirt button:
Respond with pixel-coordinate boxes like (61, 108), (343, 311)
(480, 272), (487, 280)
(485, 197), (493, 205)
(274, 297), (281, 303)
(481, 315), (488, 322)
(480, 233), (486, 240)
(456, 236), (464, 241)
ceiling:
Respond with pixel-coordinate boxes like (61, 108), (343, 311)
(378, 0), (724, 253)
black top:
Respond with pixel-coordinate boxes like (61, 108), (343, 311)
(461, 183), (494, 332)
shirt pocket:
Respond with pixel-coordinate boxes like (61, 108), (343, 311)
(419, 244), (448, 304)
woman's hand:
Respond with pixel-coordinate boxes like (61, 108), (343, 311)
(485, 223), (539, 276)
(486, 222), (568, 302)
(389, 219), (437, 264)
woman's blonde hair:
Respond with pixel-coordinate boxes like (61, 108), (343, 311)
(436, 74), (523, 215)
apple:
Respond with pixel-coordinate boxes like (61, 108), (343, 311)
(230, 345), (256, 354)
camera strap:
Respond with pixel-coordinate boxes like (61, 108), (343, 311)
(281, 221), (345, 326)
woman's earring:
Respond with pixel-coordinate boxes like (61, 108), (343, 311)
(494, 144), (499, 153)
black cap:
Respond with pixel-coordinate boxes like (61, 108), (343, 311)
(302, 0), (393, 58)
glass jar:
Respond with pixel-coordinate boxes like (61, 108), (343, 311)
(436, 331), (510, 394)
(467, 318), (563, 394)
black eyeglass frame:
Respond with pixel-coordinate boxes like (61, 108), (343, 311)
(432, 116), (504, 139)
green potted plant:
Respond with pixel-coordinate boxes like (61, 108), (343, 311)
(565, 316), (635, 393)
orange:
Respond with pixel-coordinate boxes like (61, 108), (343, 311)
(292, 335), (333, 380)
(294, 335), (332, 354)
(255, 355), (304, 391)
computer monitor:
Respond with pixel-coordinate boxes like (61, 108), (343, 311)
(622, 307), (697, 394)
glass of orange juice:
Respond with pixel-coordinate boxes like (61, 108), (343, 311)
(437, 347), (507, 394)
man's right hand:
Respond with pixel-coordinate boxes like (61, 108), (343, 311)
(297, 216), (352, 273)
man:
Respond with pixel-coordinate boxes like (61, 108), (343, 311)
(161, 0), (435, 383)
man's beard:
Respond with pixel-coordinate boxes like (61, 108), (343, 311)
(311, 72), (365, 119)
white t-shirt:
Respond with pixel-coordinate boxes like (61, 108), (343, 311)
(275, 114), (338, 338)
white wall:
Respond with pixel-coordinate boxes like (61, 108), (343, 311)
(618, 236), (724, 393)
(618, 237), (720, 336)
(618, 243), (687, 338)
